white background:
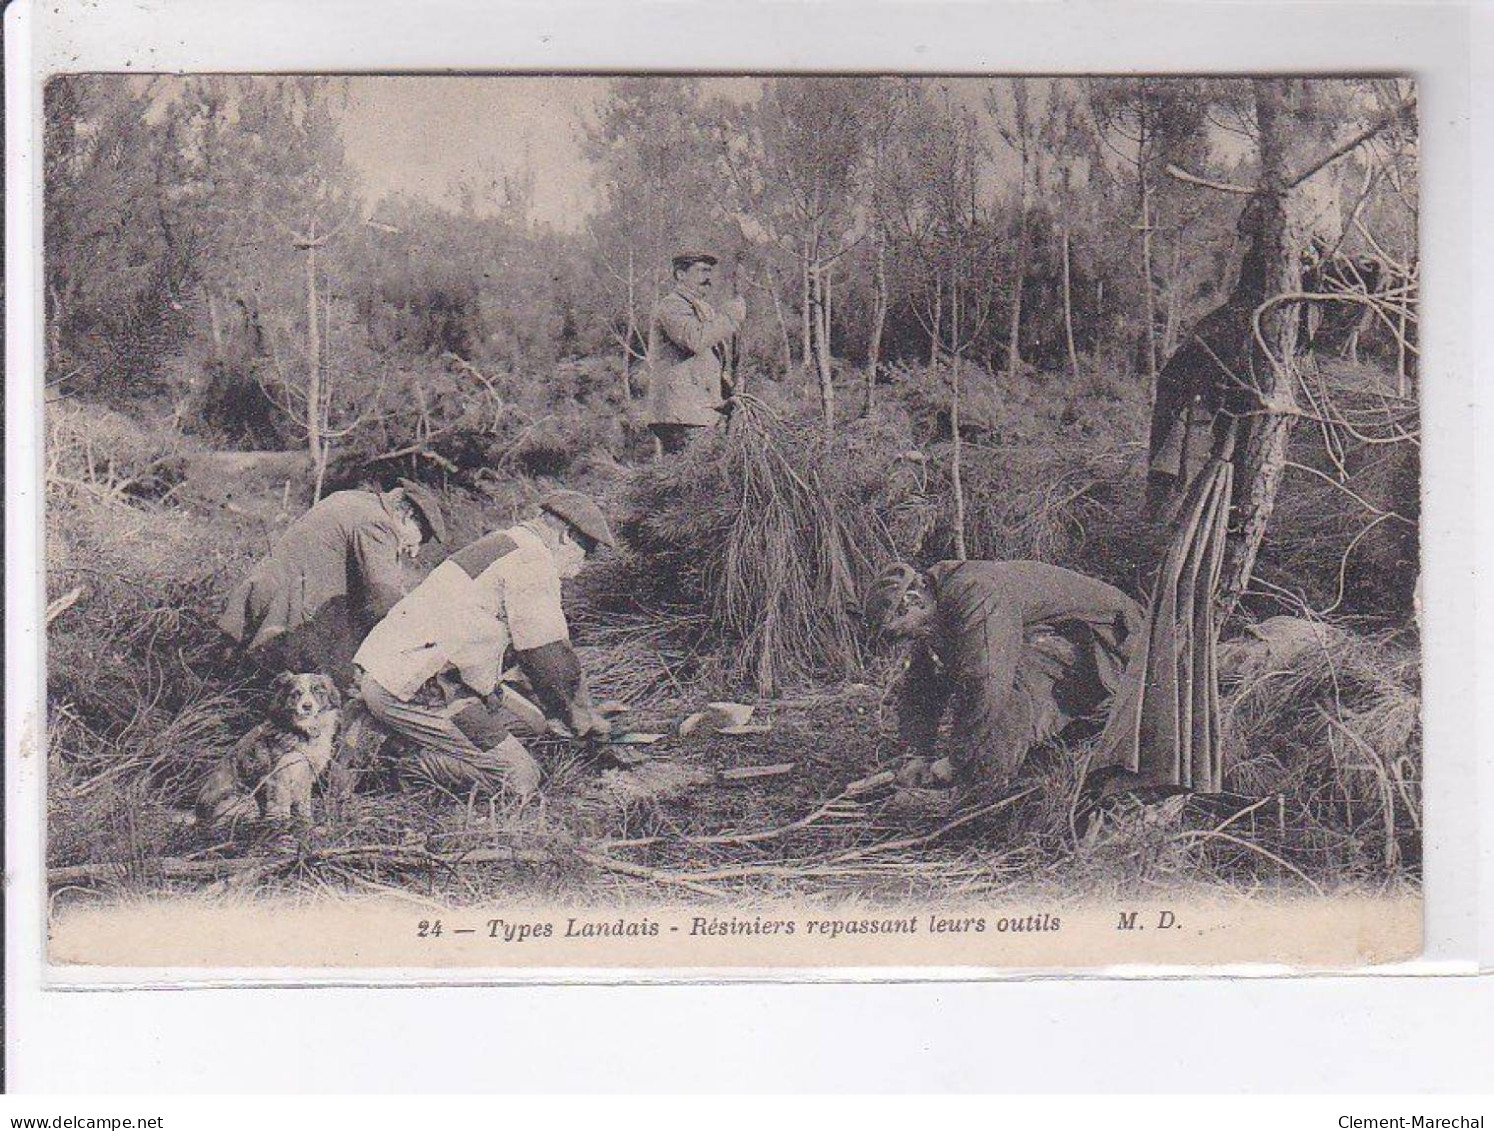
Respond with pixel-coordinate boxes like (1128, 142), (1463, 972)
(6, 0), (1490, 1093)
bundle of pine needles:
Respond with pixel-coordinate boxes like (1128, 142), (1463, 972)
(621, 396), (900, 694)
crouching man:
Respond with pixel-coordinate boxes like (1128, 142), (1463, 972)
(866, 559), (1144, 791)
(219, 479), (446, 687)
(352, 491), (618, 801)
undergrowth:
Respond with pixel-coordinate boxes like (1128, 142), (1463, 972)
(43, 369), (1422, 907)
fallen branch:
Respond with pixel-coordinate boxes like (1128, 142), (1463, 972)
(828, 785), (1037, 863)
(587, 785), (1037, 890)
(46, 586), (86, 626)
(1171, 829), (1325, 895)
(605, 769), (896, 850)
(719, 763), (795, 783)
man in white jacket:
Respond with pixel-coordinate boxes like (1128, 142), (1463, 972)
(354, 491), (616, 799)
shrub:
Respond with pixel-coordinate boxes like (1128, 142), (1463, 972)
(1220, 617), (1421, 877)
(46, 403), (264, 852)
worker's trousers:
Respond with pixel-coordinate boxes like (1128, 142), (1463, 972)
(360, 674), (541, 797)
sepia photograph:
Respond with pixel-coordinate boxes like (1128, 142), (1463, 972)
(39, 72), (1423, 971)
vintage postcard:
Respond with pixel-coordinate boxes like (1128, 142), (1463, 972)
(39, 73), (1424, 974)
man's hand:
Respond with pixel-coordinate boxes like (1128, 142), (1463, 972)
(569, 703), (612, 742)
(896, 757), (931, 789)
(896, 756), (955, 789)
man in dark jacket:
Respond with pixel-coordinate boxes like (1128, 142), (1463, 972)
(867, 559), (1144, 790)
(219, 479), (445, 685)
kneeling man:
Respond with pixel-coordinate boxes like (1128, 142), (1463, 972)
(867, 559), (1143, 790)
(353, 491), (616, 800)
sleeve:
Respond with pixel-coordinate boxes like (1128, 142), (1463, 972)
(655, 299), (739, 357)
(939, 569), (1028, 781)
(352, 522), (407, 619)
(896, 646), (953, 756)
(502, 548), (571, 651)
(512, 640), (593, 727)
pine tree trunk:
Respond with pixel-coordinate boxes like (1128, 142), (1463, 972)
(206, 290), (224, 359)
(929, 276), (943, 368)
(621, 247), (636, 399)
(1221, 79), (1303, 602)
(1061, 225), (1080, 383)
(764, 263), (794, 376)
(1139, 177), (1158, 386)
(800, 249), (813, 380)
(305, 233), (324, 501)
(1163, 227), (1186, 358)
(823, 263), (832, 349)
(864, 234), (888, 415)
(810, 260), (834, 431)
(949, 269), (967, 561)
(1006, 174), (1028, 383)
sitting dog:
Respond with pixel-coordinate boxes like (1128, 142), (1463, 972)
(195, 672), (342, 826)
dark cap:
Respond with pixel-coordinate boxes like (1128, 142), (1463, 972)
(539, 490), (616, 550)
(865, 562), (922, 629)
(396, 478), (446, 544)
(672, 249), (719, 272)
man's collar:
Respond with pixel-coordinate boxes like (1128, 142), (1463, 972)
(675, 287), (715, 317)
(517, 517), (561, 554)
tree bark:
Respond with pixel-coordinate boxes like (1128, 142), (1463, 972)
(864, 233), (889, 414)
(764, 263), (794, 376)
(1162, 226), (1186, 358)
(810, 260), (835, 431)
(1221, 79), (1303, 602)
(1061, 224), (1080, 383)
(1006, 170), (1028, 383)
(304, 230), (325, 501)
(1139, 173), (1158, 387)
(929, 275), (943, 368)
(620, 246), (636, 399)
(948, 267), (967, 561)
(800, 247), (813, 380)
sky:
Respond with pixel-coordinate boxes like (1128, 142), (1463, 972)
(341, 76), (611, 230)
(328, 75), (1367, 233)
(339, 76), (762, 231)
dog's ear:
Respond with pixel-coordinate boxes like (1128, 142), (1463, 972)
(314, 674), (342, 708)
(269, 671), (298, 698)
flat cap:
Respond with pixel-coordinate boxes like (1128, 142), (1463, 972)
(540, 489), (616, 550)
(396, 478), (447, 544)
(865, 561), (922, 630)
(671, 249), (719, 271)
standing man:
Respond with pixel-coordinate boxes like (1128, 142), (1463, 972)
(353, 490), (618, 800)
(219, 479), (445, 686)
(645, 247), (747, 455)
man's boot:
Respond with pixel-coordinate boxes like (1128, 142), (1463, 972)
(485, 735), (542, 801)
